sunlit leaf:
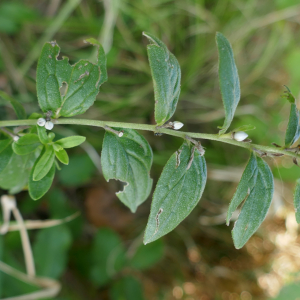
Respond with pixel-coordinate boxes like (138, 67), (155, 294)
(33, 145), (55, 181)
(12, 134), (41, 155)
(55, 136), (86, 148)
(144, 142), (207, 244)
(0, 139), (13, 174)
(232, 124), (256, 132)
(216, 32), (241, 134)
(55, 148), (69, 165)
(143, 32), (181, 126)
(101, 129), (153, 212)
(232, 156), (274, 249)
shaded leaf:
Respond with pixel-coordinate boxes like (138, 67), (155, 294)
(12, 134), (41, 155)
(144, 142), (207, 244)
(55, 148), (69, 165)
(232, 156), (274, 249)
(216, 32), (240, 134)
(33, 145), (55, 181)
(0, 90), (26, 119)
(36, 40), (106, 118)
(110, 276), (144, 300)
(55, 136), (86, 148)
(226, 152), (258, 225)
(143, 32), (181, 125)
(101, 129), (153, 212)
(29, 161), (55, 200)
(293, 179), (300, 223)
(0, 139), (13, 174)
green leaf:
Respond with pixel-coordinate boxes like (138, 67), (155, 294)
(33, 145), (55, 181)
(36, 125), (50, 144)
(232, 156), (274, 249)
(231, 124), (256, 132)
(110, 276), (144, 300)
(293, 179), (300, 223)
(0, 139), (13, 174)
(89, 228), (126, 286)
(144, 142), (207, 244)
(101, 129), (153, 212)
(0, 90), (26, 119)
(55, 149), (69, 165)
(55, 136), (86, 149)
(33, 225), (72, 278)
(143, 32), (181, 125)
(29, 161), (55, 200)
(36, 40), (106, 118)
(216, 32), (241, 134)
(284, 88), (300, 146)
(12, 134), (41, 155)
(226, 152), (258, 225)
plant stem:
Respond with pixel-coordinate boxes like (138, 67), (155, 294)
(0, 118), (299, 159)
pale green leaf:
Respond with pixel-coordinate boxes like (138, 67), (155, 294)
(0, 139), (13, 174)
(36, 125), (50, 144)
(101, 129), (153, 212)
(55, 149), (69, 165)
(216, 32), (241, 134)
(33, 146), (55, 181)
(293, 179), (300, 223)
(143, 32), (181, 125)
(226, 152), (258, 225)
(36, 41), (106, 118)
(55, 136), (86, 148)
(144, 142), (207, 244)
(232, 124), (256, 132)
(29, 161), (55, 200)
(12, 134), (41, 155)
(0, 90), (26, 119)
(232, 156), (274, 249)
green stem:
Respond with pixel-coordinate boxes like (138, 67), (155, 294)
(0, 118), (299, 159)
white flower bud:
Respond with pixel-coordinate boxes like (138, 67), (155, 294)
(173, 121), (184, 130)
(233, 131), (248, 141)
(118, 132), (123, 137)
(37, 118), (46, 127)
(45, 121), (54, 130)
(13, 136), (19, 142)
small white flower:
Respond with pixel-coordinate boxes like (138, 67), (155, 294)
(45, 121), (54, 130)
(37, 118), (46, 127)
(173, 121), (184, 130)
(13, 136), (19, 142)
(233, 131), (248, 141)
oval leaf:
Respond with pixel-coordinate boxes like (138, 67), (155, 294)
(0, 139), (13, 174)
(55, 149), (69, 165)
(143, 32), (181, 126)
(232, 156), (274, 249)
(216, 32), (241, 134)
(29, 161), (55, 200)
(55, 136), (86, 148)
(33, 146), (55, 181)
(293, 179), (300, 223)
(143, 142), (207, 244)
(37, 125), (50, 144)
(12, 134), (41, 155)
(101, 129), (153, 213)
(226, 152), (258, 225)
(36, 40), (107, 118)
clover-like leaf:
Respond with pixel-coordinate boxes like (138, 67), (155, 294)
(232, 155), (274, 249)
(12, 134), (41, 155)
(293, 179), (300, 223)
(0, 139), (13, 174)
(33, 145), (55, 181)
(143, 32), (181, 126)
(216, 32), (241, 134)
(101, 128), (153, 213)
(284, 87), (300, 147)
(36, 40), (107, 118)
(54, 136), (86, 148)
(144, 142), (207, 244)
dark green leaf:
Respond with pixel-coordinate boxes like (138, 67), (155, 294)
(101, 129), (153, 212)
(0, 90), (26, 119)
(0, 139), (13, 174)
(55, 149), (69, 165)
(232, 156), (274, 249)
(144, 142), (207, 244)
(29, 161), (55, 200)
(33, 225), (72, 278)
(216, 32), (241, 134)
(89, 228), (126, 286)
(36, 41), (106, 118)
(55, 136), (86, 148)
(33, 145), (55, 181)
(12, 134), (41, 155)
(293, 179), (300, 223)
(226, 152), (258, 225)
(110, 276), (144, 300)
(143, 32), (181, 126)
(130, 239), (164, 270)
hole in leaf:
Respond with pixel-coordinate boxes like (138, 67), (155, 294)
(60, 82), (68, 97)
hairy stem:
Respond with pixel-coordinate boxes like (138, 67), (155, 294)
(0, 118), (299, 159)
